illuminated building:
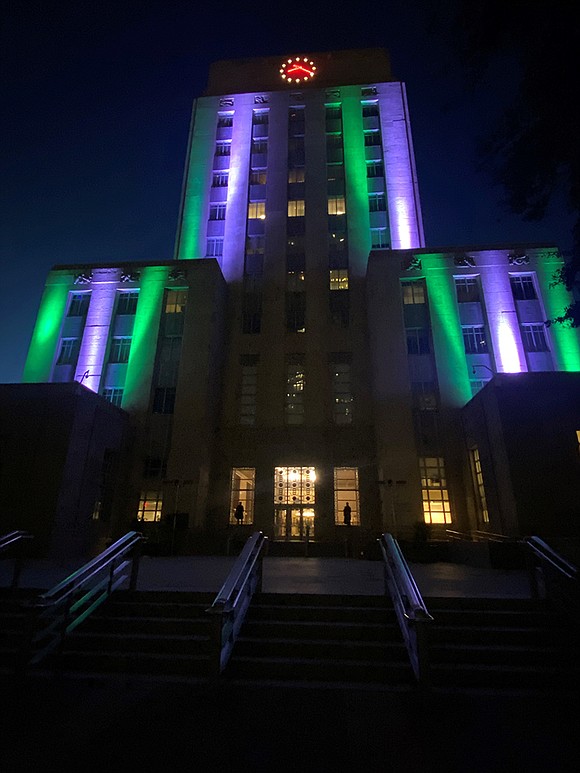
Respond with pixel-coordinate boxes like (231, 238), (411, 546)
(15, 49), (580, 555)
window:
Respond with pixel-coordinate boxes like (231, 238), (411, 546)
(116, 291), (138, 315)
(362, 103), (379, 118)
(406, 328), (430, 355)
(462, 326), (489, 354)
(214, 141), (231, 156)
(326, 134), (343, 148)
(212, 172), (229, 187)
(230, 468), (255, 525)
(252, 110), (269, 125)
(165, 290), (187, 315)
(250, 170), (267, 185)
(242, 288), (262, 334)
(143, 456), (166, 479)
(402, 281), (425, 305)
(288, 168), (305, 183)
(239, 355), (258, 426)
(103, 387), (124, 407)
(329, 269), (349, 291)
(287, 270), (305, 291)
(330, 291), (349, 327)
(67, 293), (90, 317)
(209, 203), (226, 220)
(455, 277), (480, 303)
(274, 466), (316, 505)
(286, 291), (306, 333)
(206, 237), (224, 257)
(328, 196), (346, 216)
(521, 323), (549, 352)
(251, 139), (268, 155)
(327, 165), (344, 182)
(419, 457), (452, 524)
(364, 131), (381, 146)
(109, 337), (131, 363)
(248, 201), (266, 219)
(367, 161), (384, 178)
(510, 275), (537, 301)
(470, 448), (489, 524)
(330, 353), (353, 424)
(217, 114), (233, 128)
(137, 491), (163, 522)
(470, 378), (490, 397)
(57, 338), (79, 365)
(334, 468), (360, 525)
(285, 355), (305, 424)
(325, 106), (342, 120)
(370, 228), (389, 248)
(152, 386), (176, 414)
(368, 193), (386, 212)
(412, 381), (438, 411)
(287, 200), (305, 217)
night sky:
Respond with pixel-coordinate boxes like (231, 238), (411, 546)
(1, 0), (574, 383)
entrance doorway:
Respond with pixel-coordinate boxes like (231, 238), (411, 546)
(274, 507), (315, 540)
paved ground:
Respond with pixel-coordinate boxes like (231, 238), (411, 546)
(0, 555), (534, 599)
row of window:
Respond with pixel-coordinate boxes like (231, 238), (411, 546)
(404, 323), (549, 357)
(403, 275), (538, 307)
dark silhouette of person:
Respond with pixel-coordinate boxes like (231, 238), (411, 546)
(234, 501), (244, 524)
(343, 502), (352, 526)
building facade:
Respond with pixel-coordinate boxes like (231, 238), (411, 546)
(19, 49), (580, 553)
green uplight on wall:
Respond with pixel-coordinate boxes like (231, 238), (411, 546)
(22, 278), (71, 382)
(536, 252), (580, 372)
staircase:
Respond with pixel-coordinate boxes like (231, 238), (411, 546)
(223, 592), (415, 688)
(425, 596), (580, 692)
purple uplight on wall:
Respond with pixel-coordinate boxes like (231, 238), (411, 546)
(74, 268), (121, 392)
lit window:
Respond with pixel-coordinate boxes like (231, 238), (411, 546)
(57, 338), (79, 365)
(455, 277), (480, 303)
(206, 237), (224, 257)
(328, 196), (346, 216)
(109, 337), (131, 363)
(510, 275), (537, 301)
(470, 448), (489, 524)
(288, 168), (305, 183)
(288, 200), (305, 217)
(285, 354), (305, 424)
(406, 328), (430, 355)
(248, 201), (266, 219)
(329, 269), (349, 291)
(102, 388), (124, 407)
(165, 290), (187, 314)
(250, 170), (267, 185)
(419, 457), (452, 524)
(239, 355), (258, 426)
(334, 467), (360, 525)
(67, 293), (90, 317)
(402, 281), (425, 305)
(521, 324), (549, 352)
(209, 204), (226, 221)
(462, 326), (488, 354)
(137, 491), (163, 522)
(116, 291), (138, 316)
(274, 466), (316, 504)
(230, 468), (256, 524)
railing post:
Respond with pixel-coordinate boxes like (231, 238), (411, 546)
(129, 538), (143, 591)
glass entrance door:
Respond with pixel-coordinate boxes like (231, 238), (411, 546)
(274, 507), (315, 540)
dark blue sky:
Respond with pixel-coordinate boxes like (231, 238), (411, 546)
(1, 0), (573, 383)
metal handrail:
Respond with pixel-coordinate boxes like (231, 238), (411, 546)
(18, 531), (145, 673)
(522, 536), (579, 613)
(1, 531), (34, 589)
(378, 532), (432, 686)
(207, 531), (267, 674)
